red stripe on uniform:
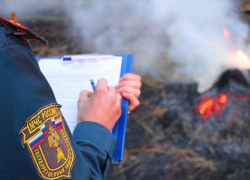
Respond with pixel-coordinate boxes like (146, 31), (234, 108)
(31, 138), (45, 150)
(57, 125), (63, 130)
(43, 131), (48, 136)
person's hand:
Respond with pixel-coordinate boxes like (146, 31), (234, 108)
(115, 73), (141, 111)
(77, 79), (122, 130)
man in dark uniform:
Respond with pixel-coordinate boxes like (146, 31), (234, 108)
(0, 17), (141, 180)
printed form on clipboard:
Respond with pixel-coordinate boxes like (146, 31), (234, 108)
(38, 54), (134, 162)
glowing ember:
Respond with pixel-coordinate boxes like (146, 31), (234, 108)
(198, 97), (214, 120)
(197, 93), (228, 120)
(198, 98), (213, 114)
(218, 93), (227, 105)
(238, 96), (243, 101)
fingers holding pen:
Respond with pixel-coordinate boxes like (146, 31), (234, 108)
(108, 86), (122, 101)
(95, 79), (108, 91)
(95, 79), (122, 101)
(96, 79), (121, 101)
(78, 90), (92, 102)
(77, 78), (122, 130)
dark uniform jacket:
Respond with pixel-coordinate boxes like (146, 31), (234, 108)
(0, 21), (116, 180)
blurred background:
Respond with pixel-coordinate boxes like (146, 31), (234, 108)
(2, 0), (250, 179)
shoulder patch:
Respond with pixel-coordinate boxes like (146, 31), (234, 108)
(20, 104), (75, 180)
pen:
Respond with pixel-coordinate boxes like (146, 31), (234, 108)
(90, 79), (96, 91)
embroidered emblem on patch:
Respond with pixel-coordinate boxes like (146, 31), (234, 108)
(20, 104), (75, 180)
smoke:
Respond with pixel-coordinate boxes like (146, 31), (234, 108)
(65, 0), (168, 78)
(66, 0), (250, 92)
(151, 0), (250, 92)
(0, 0), (62, 17)
(1, 0), (250, 92)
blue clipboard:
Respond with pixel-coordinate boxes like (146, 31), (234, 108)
(37, 54), (134, 163)
(112, 54), (134, 162)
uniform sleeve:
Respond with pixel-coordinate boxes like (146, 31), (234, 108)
(73, 121), (116, 180)
(0, 25), (116, 180)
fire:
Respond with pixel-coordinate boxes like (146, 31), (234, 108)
(197, 28), (250, 120)
(222, 27), (250, 66)
(198, 98), (213, 114)
(198, 97), (214, 120)
(197, 93), (250, 120)
(197, 93), (228, 120)
(218, 93), (227, 105)
(222, 27), (232, 43)
(228, 50), (250, 67)
(235, 50), (250, 64)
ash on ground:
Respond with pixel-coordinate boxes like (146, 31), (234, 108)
(108, 70), (250, 180)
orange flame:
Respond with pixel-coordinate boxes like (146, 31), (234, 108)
(235, 50), (250, 64)
(199, 98), (213, 115)
(222, 27), (250, 67)
(198, 93), (228, 120)
(198, 97), (214, 120)
(218, 93), (227, 105)
(222, 27), (232, 42)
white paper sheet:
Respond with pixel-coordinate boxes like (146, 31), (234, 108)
(39, 55), (123, 132)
